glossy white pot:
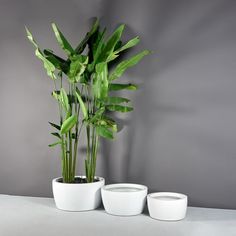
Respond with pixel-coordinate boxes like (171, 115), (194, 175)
(101, 183), (148, 216)
(52, 176), (105, 211)
(147, 192), (188, 221)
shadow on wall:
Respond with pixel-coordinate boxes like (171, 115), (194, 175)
(98, 0), (236, 209)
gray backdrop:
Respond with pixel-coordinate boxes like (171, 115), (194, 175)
(0, 0), (236, 209)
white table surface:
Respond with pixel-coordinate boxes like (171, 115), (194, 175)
(0, 194), (235, 236)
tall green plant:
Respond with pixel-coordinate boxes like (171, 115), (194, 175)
(26, 19), (150, 183)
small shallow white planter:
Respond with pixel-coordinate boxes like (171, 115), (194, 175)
(147, 192), (188, 221)
(52, 176), (105, 211)
(101, 183), (148, 216)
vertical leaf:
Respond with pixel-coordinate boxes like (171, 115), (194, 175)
(75, 91), (88, 120)
(51, 23), (75, 56)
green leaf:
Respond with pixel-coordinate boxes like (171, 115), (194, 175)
(51, 23), (74, 56)
(92, 62), (108, 99)
(75, 18), (99, 54)
(49, 122), (61, 130)
(106, 105), (133, 113)
(51, 132), (61, 139)
(96, 126), (114, 139)
(116, 37), (140, 53)
(48, 141), (62, 147)
(75, 91), (88, 120)
(68, 55), (88, 83)
(44, 49), (69, 73)
(103, 96), (130, 104)
(98, 24), (125, 62)
(25, 27), (56, 80)
(107, 36), (140, 62)
(109, 50), (150, 81)
(109, 83), (137, 91)
(89, 107), (105, 123)
(60, 88), (69, 111)
(60, 115), (77, 134)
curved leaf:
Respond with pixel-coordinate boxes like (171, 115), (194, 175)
(51, 23), (74, 56)
(48, 141), (62, 147)
(49, 122), (61, 130)
(106, 105), (133, 113)
(107, 36), (140, 62)
(109, 83), (137, 91)
(96, 126), (113, 139)
(60, 115), (77, 134)
(75, 91), (88, 120)
(98, 24), (125, 62)
(75, 18), (99, 54)
(60, 88), (69, 111)
(26, 27), (56, 79)
(109, 50), (150, 81)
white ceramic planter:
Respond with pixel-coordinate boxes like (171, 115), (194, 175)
(147, 192), (188, 221)
(52, 176), (105, 211)
(101, 183), (148, 216)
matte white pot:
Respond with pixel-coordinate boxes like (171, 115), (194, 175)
(147, 192), (188, 221)
(101, 183), (148, 216)
(52, 176), (105, 211)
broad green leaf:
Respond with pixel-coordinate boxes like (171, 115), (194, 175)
(109, 83), (137, 91)
(51, 23), (74, 56)
(92, 27), (106, 65)
(51, 132), (61, 139)
(103, 96), (130, 104)
(96, 126), (113, 139)
(75, 91), (88, 120)
(106, 105), (133, 113)
(89, 107), (105, 123)
(48, 141), (62, 147)
(101, 116), (117, 132)
(97, 24), (125, 62)
(60, 115), (77, 134)
(44, 49), (69, 73)
(68, 55), (88, 83)
(60, 88), (69, 111)
(109, 50), (150, 81)
(35, 48), (56, 79)
(107, 36), (140, 62)
(49, 122), (60, 130)
(93, 62), (108, 99)
(116, 37), (139, 53)
(75, 18), (99, 54)
(25, 27), (56, 79)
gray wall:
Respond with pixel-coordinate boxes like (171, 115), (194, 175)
(0, 0), (236, 209)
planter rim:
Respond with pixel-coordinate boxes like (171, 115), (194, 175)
(102, 183), (147, 193)
(53, 176), (104, 185)
(148, 192), (187, 201)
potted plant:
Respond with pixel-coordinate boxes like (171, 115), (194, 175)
(26, 19), (149, 211)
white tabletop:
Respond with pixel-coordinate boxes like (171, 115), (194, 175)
(0, 194), (235, 236)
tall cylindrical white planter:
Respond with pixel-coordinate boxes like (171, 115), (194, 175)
(101, 183), (148, 216)
(52, 176), (105, 211)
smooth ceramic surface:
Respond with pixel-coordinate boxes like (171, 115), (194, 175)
(147, 192), (188, 221)
(101, 183), (148, 216)
(52, 176), (105, 211)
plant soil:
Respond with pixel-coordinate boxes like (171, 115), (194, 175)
(58, 177), (100, 184)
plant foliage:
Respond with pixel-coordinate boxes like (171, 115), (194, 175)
(26, 19), (150, 183)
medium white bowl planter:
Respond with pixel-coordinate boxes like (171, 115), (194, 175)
(147, 192), (188, 221)
(101, 183), (148, 216)
(52, 176), (105, 211)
